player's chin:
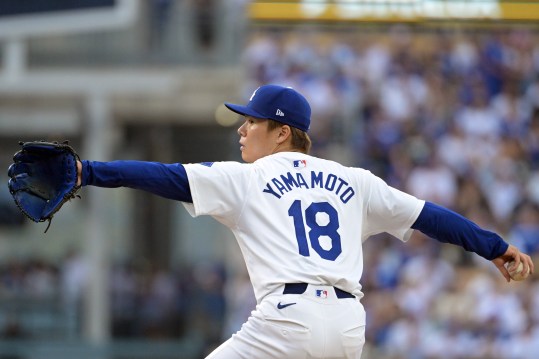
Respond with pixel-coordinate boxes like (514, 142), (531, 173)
(240, 151), (251, 163)
(241, 151), (256, 163)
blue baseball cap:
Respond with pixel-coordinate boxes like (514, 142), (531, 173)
(225, 84), (311, 132)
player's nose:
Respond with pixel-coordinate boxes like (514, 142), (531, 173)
(237, 121), (246, 136)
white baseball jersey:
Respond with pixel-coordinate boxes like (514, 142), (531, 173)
(183, 152), (424, 304)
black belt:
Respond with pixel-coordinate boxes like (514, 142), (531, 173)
(283, 283), (354, 299)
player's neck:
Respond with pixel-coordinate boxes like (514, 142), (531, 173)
(271, 142), (302, 155)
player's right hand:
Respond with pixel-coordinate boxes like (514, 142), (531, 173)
(491, 244), (534, 282)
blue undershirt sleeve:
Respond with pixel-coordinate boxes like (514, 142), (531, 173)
(411, 201), (508, 260)
(81, 160), (193, 203)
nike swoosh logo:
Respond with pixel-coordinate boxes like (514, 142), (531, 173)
(277, 302), (297, 309)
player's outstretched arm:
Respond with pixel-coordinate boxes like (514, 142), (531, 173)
(412, 201), (534, 282)
(491, 244), (534, 282)
(76, 159), (192, 202)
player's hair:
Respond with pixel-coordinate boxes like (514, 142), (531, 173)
(268, 120), (312, 154)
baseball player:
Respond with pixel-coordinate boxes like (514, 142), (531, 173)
(75, 84), (533, 358)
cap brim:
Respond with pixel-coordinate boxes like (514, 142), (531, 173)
(224, 103), (267, 119)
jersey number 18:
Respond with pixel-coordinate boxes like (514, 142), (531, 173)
(288, 200), (342, 261)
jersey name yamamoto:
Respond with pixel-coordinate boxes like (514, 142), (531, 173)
(262, 170), (356, 204)
(183, 152), (424, 304)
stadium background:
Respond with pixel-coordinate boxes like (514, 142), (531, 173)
(0, 0), (539, 358)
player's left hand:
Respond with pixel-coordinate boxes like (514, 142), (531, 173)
(7, 140), (81, 232)
(491, 244), (534, 282)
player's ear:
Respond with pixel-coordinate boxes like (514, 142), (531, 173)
(276, 125), (292, 144)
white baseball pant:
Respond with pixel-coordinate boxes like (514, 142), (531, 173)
(206, 284), (366, 359)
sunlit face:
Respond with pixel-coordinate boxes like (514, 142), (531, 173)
(237, 116), (280, 163)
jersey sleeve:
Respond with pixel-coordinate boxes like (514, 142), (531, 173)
(181, 161), (252, 227)
(81, 160), (192, 202)
(361, 170), (425, 241)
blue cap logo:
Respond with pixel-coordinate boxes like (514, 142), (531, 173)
(225, 84), (311, 132)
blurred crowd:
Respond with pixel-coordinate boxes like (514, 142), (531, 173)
(3, 26), (539, 358)
(0, 252), (232, 356)
(240, 26), (539, 358)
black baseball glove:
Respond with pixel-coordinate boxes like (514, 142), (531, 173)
(7, 140), (81, 232)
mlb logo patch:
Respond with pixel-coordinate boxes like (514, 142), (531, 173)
(293, 160), (307, 168)
(316, 290), (328, 299)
